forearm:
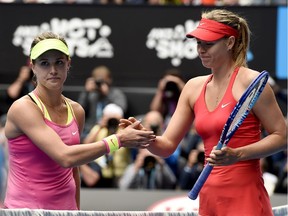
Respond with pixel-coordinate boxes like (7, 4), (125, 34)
(237, 133), (287, 161)
(148, 136), (176, 158)
(58, 141), (107, 168)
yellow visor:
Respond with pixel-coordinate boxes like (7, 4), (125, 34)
(30, 38), (70, 60)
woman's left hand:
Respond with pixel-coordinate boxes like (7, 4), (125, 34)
(207, 146), (240, 166)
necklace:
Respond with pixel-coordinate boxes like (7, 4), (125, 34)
(212, 70), (233, 107)
(215, 95), (220, 106)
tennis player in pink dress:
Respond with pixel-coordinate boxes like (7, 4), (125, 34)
(4, 31), (156, 210)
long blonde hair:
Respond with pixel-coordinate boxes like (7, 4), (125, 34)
(202, 9), (251, 68)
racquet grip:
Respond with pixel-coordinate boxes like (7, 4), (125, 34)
(188, 163), (213, 200)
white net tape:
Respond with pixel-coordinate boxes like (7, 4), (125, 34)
(0, 207), (287, 216)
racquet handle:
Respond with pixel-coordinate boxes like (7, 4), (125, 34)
(188, 163), (213, 200)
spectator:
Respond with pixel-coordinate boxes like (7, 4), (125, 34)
(178, 142), (204, 190)
(0, 64), (35, 116)
(118, 148), (177, 189)
(150, 68), (185, 129)
(179, 123), (202, 159)
(6, 65), (35, 100)
(78, 65), (128, 139)
(80, 103), (131, 188)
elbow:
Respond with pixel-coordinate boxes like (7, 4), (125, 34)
(279, 128), (288, 150)
(152, 148), (175, 158)
(56, 153), (76, 168)
(60, 161), (74, 168)
(280, 136), (288, 151)
(162, 150), (175, 158)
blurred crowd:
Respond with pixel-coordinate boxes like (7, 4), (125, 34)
(0, 64), (287, 204)
(0, 0), (286, 6)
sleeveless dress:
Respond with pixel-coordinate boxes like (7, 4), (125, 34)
(4, 91), (80, 210)
(194, 68), (273, 216)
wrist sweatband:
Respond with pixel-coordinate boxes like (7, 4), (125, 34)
(102, 134), (121, 154)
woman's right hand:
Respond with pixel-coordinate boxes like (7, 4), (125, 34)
(117, 120), (156, 149)
(119, 117), (145, 130)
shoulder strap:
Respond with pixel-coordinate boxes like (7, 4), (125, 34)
(62, 97), (74, 125)
(28, 91), (52, 121)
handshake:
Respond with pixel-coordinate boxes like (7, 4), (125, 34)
(113, 117), (156, 151)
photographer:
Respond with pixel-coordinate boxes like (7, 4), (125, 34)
(0, 64), (35, 116)
(77, 65), (128, 139)
(178, 147), (205, 190)
(150, 68), (185, 128)
(118, 148), (177, 189)
(80, 103), (131, 188)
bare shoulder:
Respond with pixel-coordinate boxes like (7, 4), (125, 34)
(237, 67), (262, 88)
(5, 95), (44, 138)
(182, 75), (210, 105)
(184, 75), (210, 95)
(8, 95), (40, 117)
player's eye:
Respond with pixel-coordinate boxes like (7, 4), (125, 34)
(39, 61), (49, 66)
(197, 41), (216, 47)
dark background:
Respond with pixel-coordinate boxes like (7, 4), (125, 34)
(0, 4), (286, 115)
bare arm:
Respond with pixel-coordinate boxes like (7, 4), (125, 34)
(5, 97), (156, 168)
(236, 83), (287, 159)
(121, 77), (204, 158)
(208, 70), (287, 165)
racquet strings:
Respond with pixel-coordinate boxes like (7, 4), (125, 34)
(224, 78), (265, 146)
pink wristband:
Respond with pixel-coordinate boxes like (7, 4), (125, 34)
(102, 139), (110, 154)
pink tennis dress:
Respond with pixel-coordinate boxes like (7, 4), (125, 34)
(194, 68), (273, 216)
(4, 92), (80, 210)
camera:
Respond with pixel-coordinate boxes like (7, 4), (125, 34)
(143, 156), (156, 172)
(150, 124), (160, 135)
(164, 81), (180, 99)
(95, 79), (105, 87)
(107, 118), (119, 134)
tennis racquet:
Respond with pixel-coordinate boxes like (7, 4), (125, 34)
(188, 70), (269, 200)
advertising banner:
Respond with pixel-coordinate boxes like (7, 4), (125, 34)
(0, 4), (282, 88)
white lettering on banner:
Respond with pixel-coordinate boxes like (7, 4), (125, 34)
(12, 18), (114, 59)
(146, 20), (199, 67)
